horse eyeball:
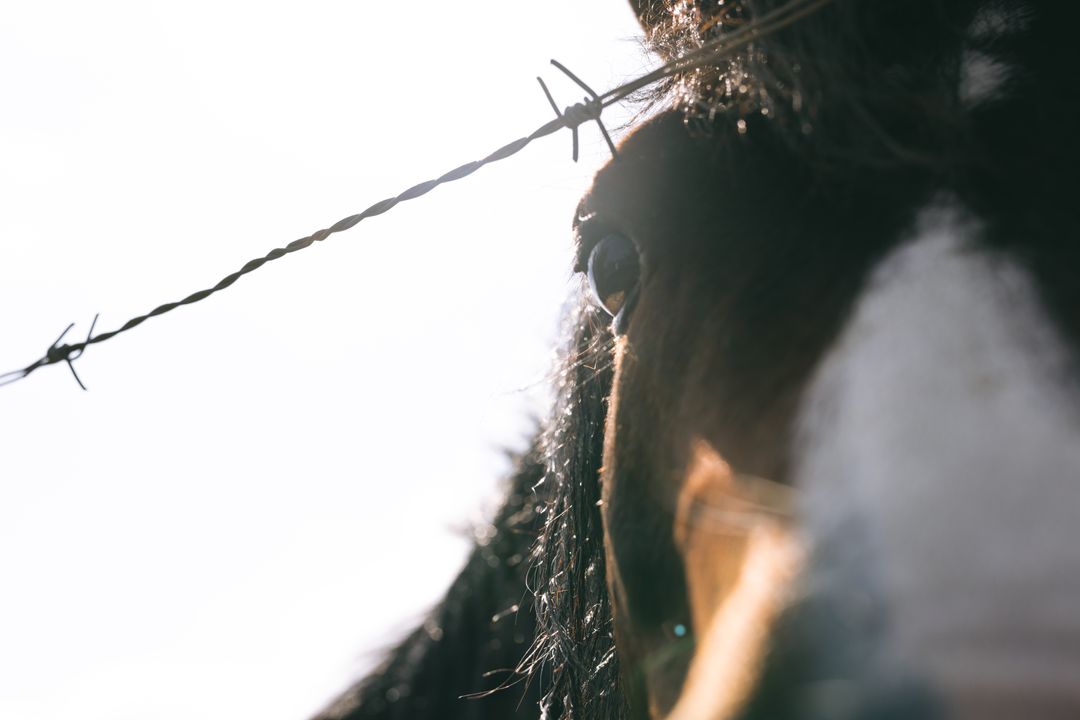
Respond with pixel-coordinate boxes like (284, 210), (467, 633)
(587, 233), (640, 320)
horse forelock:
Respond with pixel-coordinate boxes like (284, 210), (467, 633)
(636, 0), (1047, 171)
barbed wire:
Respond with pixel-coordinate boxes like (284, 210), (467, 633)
(0, 0), (832, 391)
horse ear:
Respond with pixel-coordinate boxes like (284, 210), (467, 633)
(628, 0), (667, 31)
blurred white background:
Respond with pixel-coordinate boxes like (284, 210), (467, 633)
(0, 2), (648, 719)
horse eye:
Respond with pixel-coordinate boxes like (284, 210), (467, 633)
(587, 233), (641, 321)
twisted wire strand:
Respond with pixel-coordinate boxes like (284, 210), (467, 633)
(0, 0), (833, 391)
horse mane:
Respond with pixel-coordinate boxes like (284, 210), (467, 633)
(523, 298), (628, 719)
(313, 296), (624, 719)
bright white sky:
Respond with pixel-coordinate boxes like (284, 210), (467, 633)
(0, 3), (648, 719)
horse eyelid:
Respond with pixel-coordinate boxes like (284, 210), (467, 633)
(572, 209), (600, 272)
(574, 234), (598, 274)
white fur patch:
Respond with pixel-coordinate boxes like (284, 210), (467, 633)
(959, 49), (1013, 107)
(794, 202), (1080, 717)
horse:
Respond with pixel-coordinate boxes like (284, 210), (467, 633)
(314, 0), (1080, 718)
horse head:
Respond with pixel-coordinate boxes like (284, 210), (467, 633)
(584, 2), (1080, 718)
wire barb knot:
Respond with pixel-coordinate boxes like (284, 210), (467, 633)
(561, 97), (604, 132)
(0, 314), (99, 391)
(45, 314), (98, 390)
(536, 60), (618, 163)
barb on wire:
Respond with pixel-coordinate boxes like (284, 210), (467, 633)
(0, 0), (834, 391)
(537, 60), (618, 162)
(0, 314), (99, 390)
